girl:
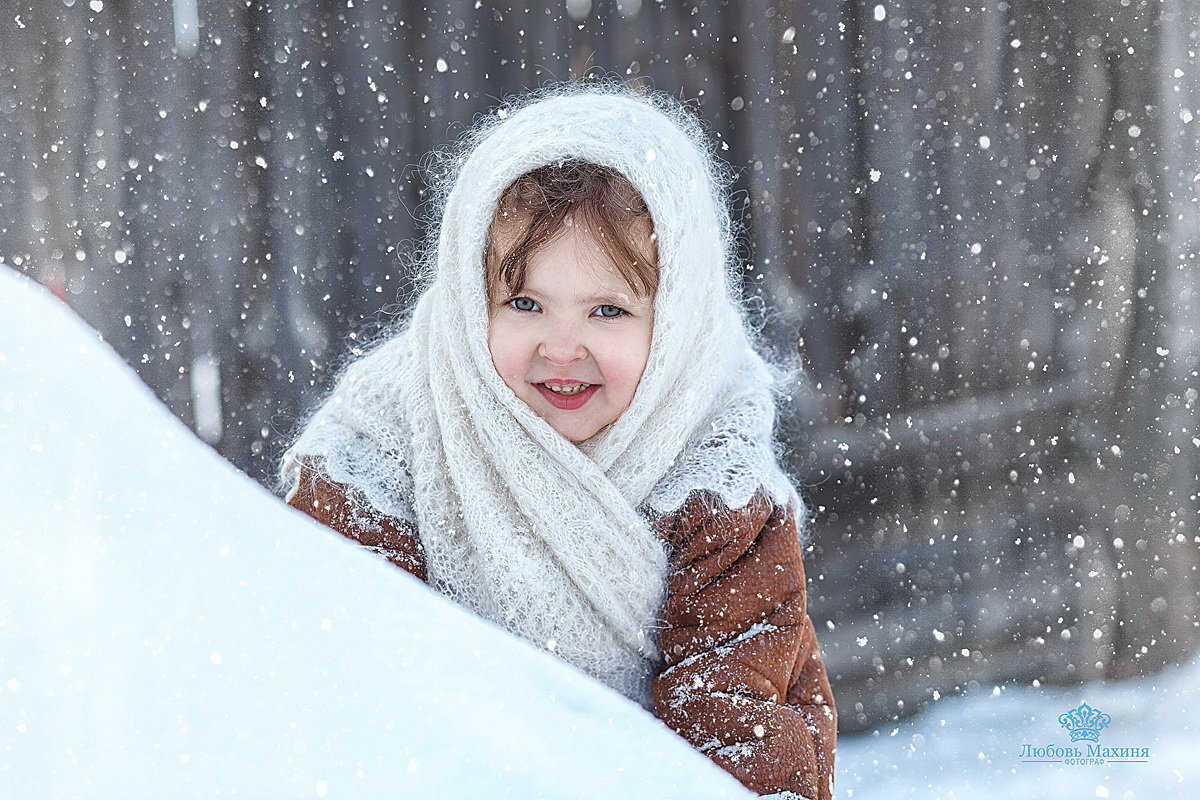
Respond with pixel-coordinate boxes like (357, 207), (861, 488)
(282, 82), (836, 800)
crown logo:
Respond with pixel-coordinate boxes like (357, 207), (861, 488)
(1058, 703), (1112, 742)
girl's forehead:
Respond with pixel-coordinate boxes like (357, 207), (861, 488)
(523, 249), (651, 306)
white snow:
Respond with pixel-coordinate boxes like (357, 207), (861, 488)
(838, 644), (1200, 798)
(0, 265), (751, 799)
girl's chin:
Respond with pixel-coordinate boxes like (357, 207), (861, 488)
(540, 411), (610, 443)
(547, 416), (601, 442)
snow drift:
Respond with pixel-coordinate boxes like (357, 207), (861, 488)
(0, 265), (752, 799)
(837, 653), (1199, 799)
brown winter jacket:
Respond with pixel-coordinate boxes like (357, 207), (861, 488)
(287, 461), (836, 799)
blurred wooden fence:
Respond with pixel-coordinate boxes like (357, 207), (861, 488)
(2, 0), (1197, 732)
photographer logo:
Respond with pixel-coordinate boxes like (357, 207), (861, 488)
(1019, 703), (1150, 766)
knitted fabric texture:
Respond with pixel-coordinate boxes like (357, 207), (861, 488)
(281, 82), (802, 708)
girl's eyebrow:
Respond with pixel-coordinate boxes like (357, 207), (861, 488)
(577, 292), (650, 306)
(520, 284), (651, 306)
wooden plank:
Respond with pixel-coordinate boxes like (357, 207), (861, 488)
(1089, 0), (1200, 674)
(832, 630), (1080, 732)
(799, 373), (1089, 490)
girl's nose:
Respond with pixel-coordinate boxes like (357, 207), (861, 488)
(537, 325), (588, 365)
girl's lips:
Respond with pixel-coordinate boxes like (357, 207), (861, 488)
(533, 382), (600, 411)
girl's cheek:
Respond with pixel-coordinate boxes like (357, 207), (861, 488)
(599, 330), (652, 385)
(487, 318), (531, 379)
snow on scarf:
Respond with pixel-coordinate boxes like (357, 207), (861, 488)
(281, 82), (800, 708)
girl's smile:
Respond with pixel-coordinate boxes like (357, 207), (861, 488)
(487, 215), (654, 442)
(534, 381), (601, 410)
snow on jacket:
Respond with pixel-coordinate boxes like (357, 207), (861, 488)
(287, 459), (837, 800)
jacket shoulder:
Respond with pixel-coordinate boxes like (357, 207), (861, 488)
(653, 488), (801, 601)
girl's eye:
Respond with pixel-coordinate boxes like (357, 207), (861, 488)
(508, 297), (540, 312)
(593, 304), (627, 319)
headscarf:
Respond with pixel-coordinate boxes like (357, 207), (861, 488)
(282, 81), (800, 708)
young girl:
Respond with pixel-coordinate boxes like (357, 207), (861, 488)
(281, 82), (836, 799)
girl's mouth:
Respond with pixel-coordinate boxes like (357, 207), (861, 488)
(534, 382), (600, 410)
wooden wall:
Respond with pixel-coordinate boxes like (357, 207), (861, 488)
(2, 0), (1197, 732)
(792, 0), (1200, 729)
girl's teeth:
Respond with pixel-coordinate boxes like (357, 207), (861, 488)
(545, 383), (589, 396)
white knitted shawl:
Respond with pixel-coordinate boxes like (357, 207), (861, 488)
(281, 83), (801, 709)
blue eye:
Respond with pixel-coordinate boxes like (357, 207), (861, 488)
(508, 297), (540, 312)
(593, 305), (627, 318)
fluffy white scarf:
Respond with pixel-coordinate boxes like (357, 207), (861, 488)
(282, 83), (800, 709)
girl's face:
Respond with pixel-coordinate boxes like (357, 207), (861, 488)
(487, 216), (654, 443)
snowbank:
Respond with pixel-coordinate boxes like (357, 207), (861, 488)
(0, 265), (751, 799)
(837, 622), (1200, 798)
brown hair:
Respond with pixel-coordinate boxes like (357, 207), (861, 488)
(485, 160), (659, 301)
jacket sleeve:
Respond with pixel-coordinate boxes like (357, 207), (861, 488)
(651, 491), (836, 800)
(285, 458), (428, 582)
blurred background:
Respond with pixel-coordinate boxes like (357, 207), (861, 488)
(3, 0), (1198, 737)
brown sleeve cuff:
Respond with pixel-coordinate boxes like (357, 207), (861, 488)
(286, 457), (427, 582)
